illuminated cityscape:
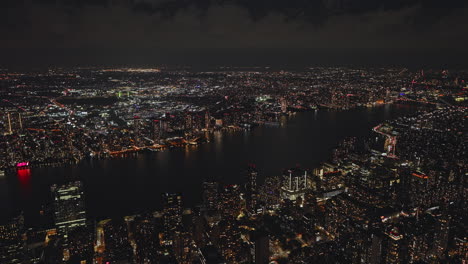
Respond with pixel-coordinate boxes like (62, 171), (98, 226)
(0, 66), (466, 264)
(1, 1), (468, 264)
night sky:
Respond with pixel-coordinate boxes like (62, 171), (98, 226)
(2, 0), (468, 68)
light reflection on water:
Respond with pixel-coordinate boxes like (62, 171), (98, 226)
(2, 104), (419, 223)
(17, 168), (32, 199)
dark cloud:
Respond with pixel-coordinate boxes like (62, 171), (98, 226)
(1, 0), (467, 67)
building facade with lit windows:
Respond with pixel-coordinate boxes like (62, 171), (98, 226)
(51, 181), (87, 236)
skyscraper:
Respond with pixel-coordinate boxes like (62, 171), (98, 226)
(383, 227), (406, 264)
(97, 219), (133, 263)
(204, 111), (211, 130)
(280, 97), (288, 113)
(184, 113), (193, 130)
(153, 119), (162, 143)
(51, 181), (87, 236)
(245, 165), (258, 214)
(203, 180), (218, 212)
(162, 193), (183, 245)
(219, 185), (241, 218)
(3, 111), (23, 135)
(281, 168), (310, 202)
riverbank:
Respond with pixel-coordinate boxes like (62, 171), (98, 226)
(0, 103), (423, 224)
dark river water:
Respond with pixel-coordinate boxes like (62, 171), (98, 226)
(0, 104), (418, 225)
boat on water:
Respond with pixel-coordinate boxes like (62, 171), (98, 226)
(16, 162), (30, 168)
(0, 170), (5, 177)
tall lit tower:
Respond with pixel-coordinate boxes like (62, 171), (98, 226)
(7, 112), (12, 134)
(17, 113), (23, 130)
(133, 116), (141, 144)
(331, 89), (338, 107)
(245, 165), (258, 214)
(246, 165), (257, 193)
(280, 168), (310, 202)
(202, 180), (218, 212)
(185, 113), (193, 130)
(280, 97), (288, 113)
(162, 193), (183, 245)
(384, 136), (397, 157)
(385, 88), (391, 103)
(4, 111), (24, 135)
(153, 120), (161, 143)
(383, 227), (405, 264)
(204, 111), (211, 130)
(51, 181), (87, 236)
